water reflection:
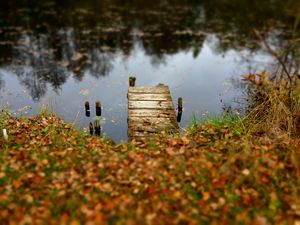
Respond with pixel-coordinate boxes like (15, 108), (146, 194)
(0, 0), (299, 141)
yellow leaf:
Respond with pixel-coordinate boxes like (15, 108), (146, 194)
(203, 192), (210, 201)
(0, 172), (5, 179)
(181, 136), (190, 145)
(242, 169), (250, 176)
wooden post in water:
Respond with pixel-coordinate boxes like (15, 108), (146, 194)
(89, 122), (94, 135)
(177, 97), (183, 122)
(94, 118), (101, 136)
(129, 76), (136, 87)
(85, 101), (90, 117)
(96, 101), (101, 116)
(85, 100), (102, 136)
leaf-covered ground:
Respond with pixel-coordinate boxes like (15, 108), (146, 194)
(0, 114), (300, 224)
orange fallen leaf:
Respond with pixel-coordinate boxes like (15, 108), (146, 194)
(166, 147), (175, 156)
(13, 179), (22, 189)
(202, 192), (210, 201)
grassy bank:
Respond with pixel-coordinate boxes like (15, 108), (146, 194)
(1, 104), (300, 224)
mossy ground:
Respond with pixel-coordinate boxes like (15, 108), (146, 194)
(0, 112), (300, 224)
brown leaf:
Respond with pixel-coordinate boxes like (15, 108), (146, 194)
(31, 174), (43, 184)
(196, 136), (208, 145)
(166, 147), (175, 156)
(128, 151), (136, 160)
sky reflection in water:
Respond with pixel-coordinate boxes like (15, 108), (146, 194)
(0, 36), (272, 142)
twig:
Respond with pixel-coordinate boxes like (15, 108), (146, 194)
(253, 29), (292, 84)
(72, 108), (81, 126)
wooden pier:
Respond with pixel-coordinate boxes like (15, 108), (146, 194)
(128, 84), (179, 140)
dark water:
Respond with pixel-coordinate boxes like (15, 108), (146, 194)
(0, 0), (299, 142)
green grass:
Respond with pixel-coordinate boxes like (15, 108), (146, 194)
(202, 113), (241, 128)
(0, 109), (10, 127)
(188, 112), (199, 130)
(187, 112), (243, 133)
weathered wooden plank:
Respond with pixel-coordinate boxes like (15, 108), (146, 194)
(128, 86), (170, 94)
(128, 128), (178, 139)
(128, 117), (177, 126)
(128, 109), (176, 118)
(128, 127), (159, 136)
(129, 124), (178, 133)
(128, 93), (172, 101)
(128, 100), (174, 110)
(128, 116), (176, 124)
(128, 131), (158, 139)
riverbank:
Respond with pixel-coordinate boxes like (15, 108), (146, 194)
(1, 109), (300, 224)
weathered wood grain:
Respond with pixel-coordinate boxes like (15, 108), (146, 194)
(128, 129), (179, 140)
(128, 100), (174, 110)
(128, 93), (172, 101)
(128, 117), (177, 125)
(128, 85), (179, 140)
(128, 131), (156, 139)
(129, 124), (177, 133)
(128, 109), (176, 118)
(128, 86), (170, 94)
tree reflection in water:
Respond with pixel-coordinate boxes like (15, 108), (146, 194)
(0, 0), (299, 101)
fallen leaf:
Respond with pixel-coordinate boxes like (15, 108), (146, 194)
(80, 88), (90, 96)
